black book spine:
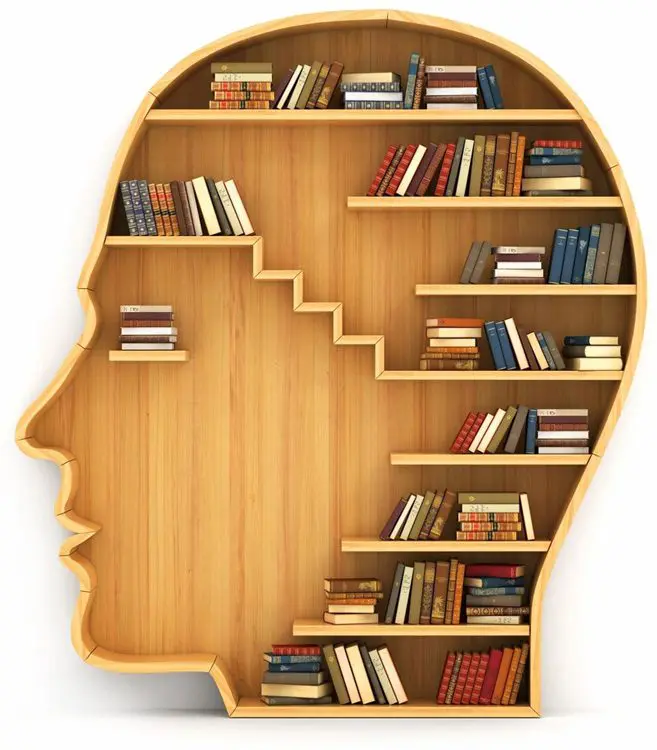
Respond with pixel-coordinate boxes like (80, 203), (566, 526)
(205, 178), (234, 235)
(384, 562), (405, 624)
(359, 643), (386, 704)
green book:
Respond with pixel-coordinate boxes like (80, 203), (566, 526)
(409, 490), (436, 540)
(486, 406), (517, 453)
(322, 644), (349, 705)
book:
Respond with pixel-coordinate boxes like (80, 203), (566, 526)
(259, 696), (333, 706)
(486, 406), (517, 454)
(583, 224), (601, 283)
(592, 222), (614, 283)
(562, 345), (621, 357)
(445, 137), (466, 196)
(535, 332), (556, 369)
(333, 644), (360, 703)
(359, 644), (386, 704)
(520, 493), (535, 540)
(479, 649), (503, 704)
(341, 72), (401, 83)
(417, 142), (447, 196)
(452, 652), (471, 704)
(409, 490), (436, 540)
(451, 412), (477, 454)
(327, 604), (376, 614)
(462, 652), (481, 704)
(465, 576), (524, 588)
(562, 337), (617, 346)
(477, 66), (495, 109)
(315, 61), (343, 108)
(503, 405), (529, 453)
(605, 223), (627, 283)
(260, 682), (333, 699)
(420, 562), (436, 624)
(465, 564), (525, 577)
(390, 495), (416, 540)
(469, 241), (493, 283)
(306, 62), (331, 108)
(565, 358), (623, 371)
(404, 53), (420, 109)
(386, 144), (417, 195)
(548, 228), (569, 283)
(461, 413), (487, 453)
(484, 65), (503, 107)
(509, 643), (530, 704)
(495, 322), (517, 369)
(368, 648), (397, 704)
(191, 177), (220, 235)
(491, 647), (514, 705)
(377, 145), (405, 196)
(431, 560), (450, 624)
(271, 644), (321, 656)
(501, 647), (522, 705)
(468, 414), (493, 453)
(477, 408), (506, 453)
(485, 322), (506, 370)
(465, 595), (523, 607)
(491, 134), (510, 196)
(322, 645), (349, 704)
(407, 561), (426, 625)
(224, 180), (254, 235)
(205, 179), (232, 236)
(262, 670), (328, 685)
(466, 606), (529, 616)
(385, 562), (406, 624)
(345, 643), (375, 704)
(368, 146), (399, 196)
(296, 61), (322, 109)
(379, 495), (410, 539)
(323, 613), (378, 625)
(418, 491), (445, 539)
(324, 578), (382, 593)
(455, 138), (474, 197)
(560, 228), (579, 283)
(394, 566), (414, 623)
(397, 144), (427, 195)
(512, 135), (526, 196)
(184, 181), (203, 235)
(452, 563), (466, 625)
(399, 493), (425, 539)
(412, 57), (425, 109)
(504, 318), (529, 370)
(468, 134), (486, 196)
(470, 652), (489, 704)
(436, 651), (456, 704)
(445, 652), (463, 704)
(528, 155), (582, 166)
(407, 143), (437, 195)
(428, 327), (482, 338)
(444, 558), (459, 625)
(377, 646), (408, 703)
(467, 615), (523, 625)
(571, 225), (591, 284)
(527, 332), (549, 369)
(276, 64), (302, 109)
(505, 132), (519, 196)
(460, 242), (483, 283)
(480, 134), (496, 196)
(434, 143), (456, 195)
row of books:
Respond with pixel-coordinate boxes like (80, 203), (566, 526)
(322, 578), (383, 625)
(547, 224), (627, 284)
(421, 63), (503, 110)
(461, 243), (547, 284)
(451, 407), (590, 455)
(484, 318), (563, 371)
(379, 489), (455, 542)
(437, 644), (529, 705)
(118, 305), (177, 351)
(421, 316), (483, 371)
(274, 61), (344, 109)
(522, 142), (591, 196)
(119, 177), (253, 237)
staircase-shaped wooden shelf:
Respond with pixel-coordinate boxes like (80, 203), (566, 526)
(16, 10), (645, 720)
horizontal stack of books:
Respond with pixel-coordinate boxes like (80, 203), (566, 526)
(119, 177), (253, 237)
(457, 493), (534, 541)
(547, 224), (627, 284)
(484, 318), (565, 371)
(323, 578), (382, 625)
(324, 643), (407, 705)
(119, 305), (176, 351)
(385, 559), (465, 625)
(464, 564), (526, 622)
(341, 72), (402, 109)
(436, 643), (529, 705)
(521, 139), (591, 195)
(422, 317), (483, 371)
(379, 489), (457, 541)
(424, 65), (476, 109)
(260, 645), (333, 705)
(274, 61), (344, 109)
(563, 335), (622, 371)
(451, 406), (590, 455)
(460, 242), (547, 284)
(209, 62), (274, 109)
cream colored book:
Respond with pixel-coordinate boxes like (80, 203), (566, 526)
(428, 338), (476, 348)
(397, 144), (427, 195)
(537, 446), (589, 454)
(224, 179), (254, 235)
(461, 503), (520, 513)
(520, 493), (535, 541)
(394, 565), (413, 624)
(287, 64), (311, 109)
(521, 176), (592, 192)
(215, 72), (272, 82)
(536, 408), (589, 417)
(504, 318), (529, 370)
(276, 64), (302, 108)
(191, 177), (221, 235)
(327, 604), (376, 614)
(260, 682), (333, 698)
(389, 494), (415, 539)
(399, 494), (424, 540)
(377, 646), (408, 703)
(466, 615), (522, 625)
(468, 413), (493, 453)
(565, 357), (623, 371)
(537, 431), (589, 439)
(215, 180), (244, 235)
(477, 408), (506, 453)
(527, 332), (549, 369)
(345, 643), (375, 704)
(342, 72), (401, 83)
(184, 181), (203, 235)
(368, 648), (397, 704)
(427, 327), (482, 338)
(334, 644), (361, 703)
(455, 138), (474, 197)
(323, 613), (379, 624)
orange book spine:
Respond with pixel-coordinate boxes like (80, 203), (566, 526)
(156, 184), (173, 236)
(163, 184), (180, 236)
(210, 81), (272, 91)
(458, 512), (520, 522)
(213, 91), (275, 100)
(501, 646), (522, 705)
(426, 346), (479, 354)
(491, 648), (514, 705)
(513, 135), (526, 196)
(444, 559), (459, 625)
(505, 131), (519, 196)
(426, 317), (484, 327)
(459, 522), (522, 532)
(208, 100), (271, 109)
(147, 183), (165, 236)
(509, 643), (530, 704)
(456, 531), (518, 541)
(451, 563), (466, 624)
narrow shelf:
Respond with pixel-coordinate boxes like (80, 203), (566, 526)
(146, 108), (580, 126)
(233, 697), (536, 718)
(391, 453), (590, 466)
(108, 350), (190, 363)
(293, 618), (529, 637)
(341, 538), (551, 553)
(347, 196), (623, 210)
(415, 283), (637, 296)
(105, 235), (261, 248)
(378, 370), (623, 381)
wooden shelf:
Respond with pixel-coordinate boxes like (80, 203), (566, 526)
(347, 196), (623, 210)
(390, 453), (590, 466)
(105, 236), (261, 248)
(232, 697), (536, 718)
(378, 370), (623, 381)
(108, 350), (190, 362)
(341, 538), (551, 553)
(293, 618), (529, 637)
(146, 108), (579, 126)
(415, 284), (637, 296)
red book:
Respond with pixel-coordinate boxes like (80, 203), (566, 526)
(461, 652), (481, 704)
(460, 412), (486, 453)
(367, 145), (398, 196)
(271, 644), (321, 655)
(470, 652), (489, 704)
(436, 651), (456, 704)
(478, 649), (503, 704)
(464, 564), (524, 578)
(416, 142), (447, 196)
(449, 411), (477, 453)
(451, 652), (472, 705)
(434, 143), (456, 196)
(533, 139), (583, 148)
(385, 144), (417, 195)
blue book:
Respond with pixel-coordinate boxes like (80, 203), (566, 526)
(571, 226), (590, 284)
(477, 66), (495, 109)
(484, 321), (506, 370)
(560, 228), (579, 283)
(484, 64), (503, 108)
(495, 322), (517, 370)
(128, 179), (148, 236)
(536, 332), (556, 369)
(467, 586), (526, 596)
(525, 409), (538, 453)
(404, 53), (420, 109)
(547, 228), (568, 284)
(528, 155), (582, 166)
(528, 148), (583, 157)
(264, 653), (323, 664)
(466, 577), (525, 588)
(583, 224), (601, 284)
(267, 662), (323, 673)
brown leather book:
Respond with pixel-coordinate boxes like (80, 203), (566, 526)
(176, 180), (195, 237)
(491, 134), (510, 196)
(169, 181), (188, 235)
(163, 184), (180, 235)
(505, 132), (519, 196)
(420, 562), (436, 624)
(407, 143), (437, 195)
(517, 326), (540, 370)
(315, 61), (344, 109)
(445, 652), (463, 704)
(486, 406), (517, 454)
(444, 559), (459, 625)
(468, 135), (486, 196)
(306, 62), (330, 108)
(428, 489), (456, 539)
(409, 489), (436, 540)
(509, 643), (530, 704)
(425, 95), (477, 104)
(407, 562), (426, 625)
(148, 183), (165, 236)
(324, 578), (382, 593)
(605, 223), (627, 283)
(503, 405), (529, 454)
(430, 561), (450, 624)
(501, 646), (522, 705)
(416, 142), (446, 196)
(412, 57), (425, 109)
(491, 648), (514, 704)
(273, 69), (294, 108)
(379, 496), (409, 540)
(418, 490), (444, 539)
(513, 135), (526, 195)
(376, 145), (404, 196)
(157, 183), (173, 235)
(420, 359), (479, 371)
(451, 563), (466, 625)
(480, 135), (497, 196)
(325, 591), (384, 600)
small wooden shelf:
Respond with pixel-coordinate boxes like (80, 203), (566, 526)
(108, 350), (190, 363)
(105, 236), (261, 248)
(232, 697), (536, 718)
(378, 370), (623, 381)
(415, 284), (637, 296)
(341, 538), (551, 553)
(347, 196), (623, 210)
(390, 453), (590, 466)
(293, 618), (529, 637)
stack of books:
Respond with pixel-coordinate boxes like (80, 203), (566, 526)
(323, 643), (407, 705)
(484, 318), (565, 371)
(521, 139), (592, 195)
(379, 489), (457, 541)
(119, 305), (176, 351)
(464, 564), (526, 623)
(260, 645), (333, 706)
(402, 53), (425, 109)
(323, 578), (382, 625)
(273, 61), (343, 109)
(209, 62), (274, 109)
(422, 317), (483, 371)
(424, 65), (477, 109)
(385, 559), (465, 625)
(450, 406), (590, 455)
(119, 177), (253, 237)
(460, 242), (547, 284)
(340, 72), (402, 109)
(547, 224), (627, 284)
(457, 493), (534, 542)
(563, 335), (623, 371)
(436, 644), (529, 705)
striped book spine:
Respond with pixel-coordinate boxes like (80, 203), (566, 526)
(385, 145), (417, 195)
(367, 145), (397, 196)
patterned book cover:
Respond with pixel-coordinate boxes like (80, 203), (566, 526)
(480, 135), (497, 195)
(404, 52), (420, 109)
(119, 181), (138, 236)
(451, 563), (466, 624)
(436, 651), (456, 704)
(461, 652), (481, 704)
(509, 643), (530, 704)
(501, 647), (523, 705)
(212, 91), (275, 100)
(417, 142), (447, 196)
(434, 143), (456, 196)
(512, 135), (527, 196)
(450, 411), (477, 453)
(444, 558), (459, 625)
(491, 134), (510, 195)
(367, 145), (398, 196)
(211, 81), (272, 91)
(470, 652), (488, 704)
(505, 132), (519, 195)
(306, 62), (331, 108)
(138, 180), (158, 235)
(428, 490), (456, 540)
(419, 562), (436, 624)
(208, 100), (271, 109)
(385, 144), (417, 195)
(163, 184), (181, 236)
(156, 184), (173, 235)
(444, 651), (463, 704)
(430, 561), (450, 624)
(452, 652), (471, 704)
(412, 57), (425, 109)
(418, 491), (444, 539)
(315, 61), (344, 109)
(128, 180), (148, 236)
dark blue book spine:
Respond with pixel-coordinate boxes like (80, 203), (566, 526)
(265, 654), (323, 664)
(119, 181), (138, 237)
(536, 332), (556, 369)
(548, 228), (568, 284)
(525, 409), (538, 453)
(560, 228), (579, 283)
(563, 336), (602, 346)
(528, 148), (583, 157)
(477, 66), (495, 108)
(484, 64), (503, 108)
(583, 224), (601, 284)
(571, 226), (590, 284)
(404, 53), (420, 109)
(484, 322), (506, 370)
(528, 155), (583, 166)
(468, 577), (525, 588)
(267, 662), (322, 673)
(138, 179), (158, 236)
(495, 322), (517, 370)
(128, 179), (148, 236)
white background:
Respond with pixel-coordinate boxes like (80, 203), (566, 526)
(1, 0), (655, 746)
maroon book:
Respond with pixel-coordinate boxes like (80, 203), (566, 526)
(460, 412), (486, 453)
(379, 496), (410, 540)
(464, 564), (524, 578)
(272, 69), (294, 108)
(385, 144), (417, 196)
(406, 143), (437, 195)
(416, 143), (447, 196)
(368, 145), (398, 196)
(478, 649), (503, 705)
(436, 652), (456, 704)
(452, 652), (472, 705)
(449, 411), (477, 453)
(434, 143), (456, 196)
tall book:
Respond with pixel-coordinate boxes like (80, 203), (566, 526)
(605, 223), (627, 283)
(480, 134), (497, 196)
(345, 643), (375, 704)
(377, 646), (408, 703)
(445, 137), (465, 197)
(315, 61), (344, 109)
(455, 138), (474, 197)
(191, 177), (221, 235)
(491, 134), (510, 196)
(224, 180), (254, 235)
(404, 53), (421, 109)
(322, 644), (349, 704)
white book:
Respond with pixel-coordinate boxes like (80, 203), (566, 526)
(494, 246), (546, 255)
(345, 644), (375, 704)
(397, 144), (427, 195)
(466, 615), (522, 625)
(468, 413), (493, 453)
(121, 327), (177, 336)
(344, 91), (404, 101)
(368, 649), (397, 704)
(496, 262), (543, 270)
(342, 72), (401, 83)
(394, 566), (414, 624)
(428, 327), (481, 338)
(426, 65), (477, 73)
(390, 494), (416, 539)
(214, 72), (273, 82)
(121, 343), (174, 351)
(428, 338), (476, 347)
(504, 318), (529, 370)
(537, 431), (589, 439)
(527, 332), (549, 369)
(287, 64), (311, 109)
(520, 493), (535, 541)
(215, 181), (244, 235)
(377, 647), (408, 704)
(455, 138), (474, 198)
(399, 494), (424, 540)
(224, 179), (254, 235)
(566, 358), (623, 371)
(427, 103), (478, 110)
(461, 503), (520, 513)
(333, 644), (361, 703)
(120, 304), (172, 313)
(537, 408), (588, 417)
(185, 181), (203, 235)
(477, 408), (506, 453)
(537, 446), (589, 454)
(276, 64), (302, 109)
(425, 87), (478, 96)
(494, 269), (544, 278)
(192, 176), (221, 235)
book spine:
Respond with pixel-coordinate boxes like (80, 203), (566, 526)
(461, 653), (480, 705)
(119, 181), (138, 236)
(128, 180), (148, 236)
(548, 228), (569, 283)
(495, 322), (517, 369)
(509, 643), (530, 705)
(534, 139), (583, 148)
(211, 81), (272, 91)
(458, 512), (520, 521)
(315, 62), (343, 109)
(529, 147), (583, 156)
(512, 135), (526, 196)
(416, 143), (446, 196)
(485, 65), (503, 107)
(386, 145), (417, 196)
(535, 331), (556, 369)
(208, 100), (271, 109)
(305, 63), (330, 109)
(452, 652), (471, 704)
(459, 522), (522, 531)
(325, 579), (381, 593)
(491, 134), (510, 196)
(404, 53), (420, 109)
(212, 91), (275, 100)
(266, 662), (322, 673)
(431, 561), (450, 623)
(147, 183), (164, 235)
(505, 132), (519, 196)
(445, 652), (462, 704)
(266, 654), (322, 664)
(460, 412), (486, 453)
(436, 652), (456, 704)
(163, 184), (181, 236)
(419, 562), (436, 624)
(470, 653), (489, 704)
(434, 143), (456, 196)
(451, 563), (466, 625)
(466, 607), (530, 616)
(418, 491), (444, 540)
(444, 559), (459, 625)
(605, 223), (627, 284)
(407, 143), (436, 196)
(480, 135), (496, 195)
(339, 81), (402, 92)
(445, 137), (465, 197)
(138, 180), (158, 236)
(501, 647), (522, 705)
(450, 411), (477, 453)
(156, 184), (173, 235)
(484, 321), (505, 370)
(343, 100), (403, 109)
(456, 531), (518, 541)
(379, 496), (408, 540)
(376, 146), (404, 196)
(367, 145), (398, 197)
(479, 650), (502, 704)
(477, 66), (495, 108)
(412, 57), (425, 109)
(272, 645), (321, 655)
(528, 154), (582, 165)
(571, 226), (590, 284)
